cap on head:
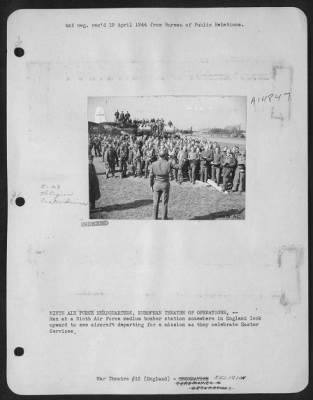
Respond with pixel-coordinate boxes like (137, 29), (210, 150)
(159, 149), (166, 158)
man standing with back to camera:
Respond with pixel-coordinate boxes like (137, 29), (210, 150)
(149, 149), (171, 220)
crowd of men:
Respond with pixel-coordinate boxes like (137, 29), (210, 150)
(89, 133), (246, 193)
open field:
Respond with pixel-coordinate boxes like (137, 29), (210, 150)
(91, 157), (245, 220)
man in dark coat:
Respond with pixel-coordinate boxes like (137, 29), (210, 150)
(89, 155), (100, 211)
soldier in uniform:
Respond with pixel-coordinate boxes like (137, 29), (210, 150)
(89, 154), (100, 211)
(103, 143), (118, 178)
(92, 135), (100, 157)
(150, 149), (171, 220)
(221, 149), (237, 191)
(211, 146), (222, 184)
(88, 137), (93, 156)
(96, 135), (102, 157)
(207, 143), (214, 179)
(143, 143), (155, 178)
(188, 147), (198, 184)
(114, 109), (120, 122)
(133, 145), (142, 177)
(232, 150), (246, 193)
(119, 142), (129, 178)
(177, 145), (188, 184)
(168, 146), (178, 181)
(127, 142), (135, 175)
(125, 111), (130, 122)
(119, 111), (125, 123)
(199, 145), (210, 183)
(232, 146), (240, 160)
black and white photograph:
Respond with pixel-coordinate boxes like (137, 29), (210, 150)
(6, 7), (308, 396)
(88, 96), (246, 220)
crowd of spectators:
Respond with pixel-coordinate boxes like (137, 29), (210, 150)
(89, 133), (246, 193)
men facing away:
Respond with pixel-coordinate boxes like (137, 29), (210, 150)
(150, 149), (171, 220)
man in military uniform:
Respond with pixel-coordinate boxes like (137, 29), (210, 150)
(221, 149), (237, 191)
(114, 110), (120, 122)
(150, 149), (171, 220)
(143, 143), (155, 178)
(103, 143), (118, 178)
(133, 145), (143, 177)
(125, 111), (130, 123)
(211, 146), (222, 185)
(119, 111), (125, 123)
(119, 142), (129, 178)
(177, 145), (188, 184)
(168, 146), (178, 181)
(96, 135), (102, 157)
(199, 146), (207, 183)
(92, 135), (101, 157)
(188, 147), (198, 184)
(207, 143), (214, 179)
(232, 150), (246, 193)
(88, 136), (93, 156)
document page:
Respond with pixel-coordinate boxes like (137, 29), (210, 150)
(7, 7), (308, 394)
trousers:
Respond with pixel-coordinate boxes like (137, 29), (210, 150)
(120, 158), (127, 177)
(200, 164), (208, 182)
(153, 181), (170, 220)
(233, 168), (245, 192)
(222, 167), (233, 190)
(188, 162), (196, 183)
(211, 165), (221, 184)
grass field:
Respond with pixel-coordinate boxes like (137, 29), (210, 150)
(91, 157), (245, 220)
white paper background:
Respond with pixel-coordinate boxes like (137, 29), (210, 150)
(7, 8), (308, 394)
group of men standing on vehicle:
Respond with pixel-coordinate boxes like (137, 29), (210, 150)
(113, 110), (173, 138)
(114, 110), (131, 124)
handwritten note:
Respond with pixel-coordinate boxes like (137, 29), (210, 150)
(40, 184), (87, 205)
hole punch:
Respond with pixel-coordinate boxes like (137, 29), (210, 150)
(15, 197), (25, 207)
(14, 347), (24, 356)
(14, 47), (24, 57)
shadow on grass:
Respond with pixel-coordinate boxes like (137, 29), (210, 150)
(190, 208), (245, 220)
(91, 199), (153, 213)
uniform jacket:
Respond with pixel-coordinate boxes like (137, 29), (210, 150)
(212, 153), (222, 166)
(150, 159), (171, 185)
(104, 148), (118, 164)
(222, 155), (237, 169)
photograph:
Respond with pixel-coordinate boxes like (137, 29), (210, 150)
(88, 96), (246, 220)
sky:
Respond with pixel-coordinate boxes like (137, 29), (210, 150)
(88, 96), (247, 131)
